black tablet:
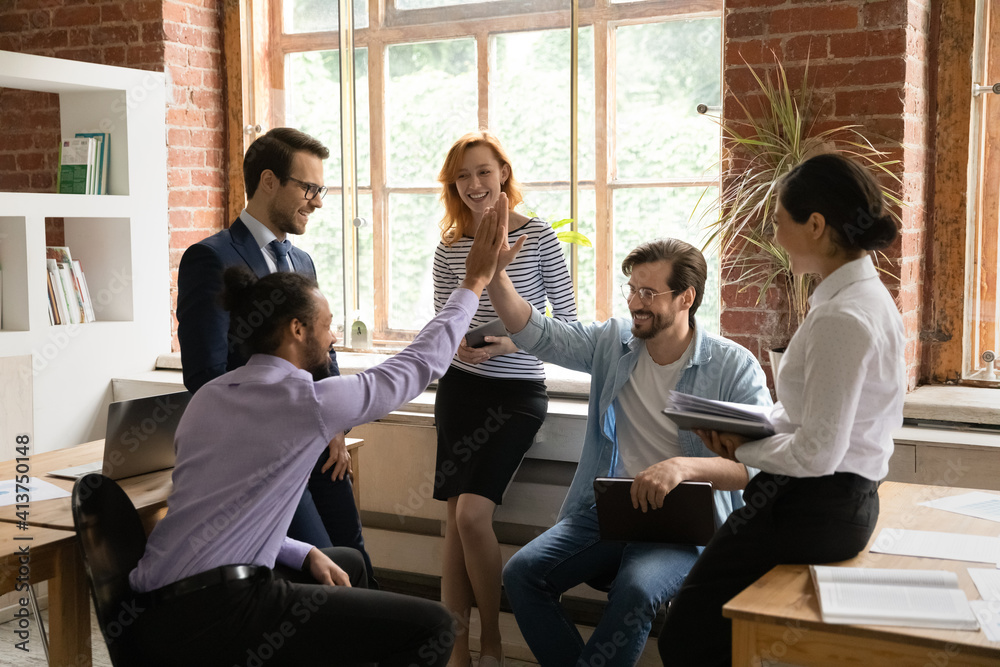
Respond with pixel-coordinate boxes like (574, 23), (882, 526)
(593, 477), (716, 546)
(466, 318), (507, 348)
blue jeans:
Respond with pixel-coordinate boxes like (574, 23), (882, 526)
(502, 508), (700, 667)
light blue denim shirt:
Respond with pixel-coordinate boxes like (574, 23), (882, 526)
(511, 309), (772, 528)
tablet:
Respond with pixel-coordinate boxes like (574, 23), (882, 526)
(466, 318), (507, 348)
(593, 478), (716, 546)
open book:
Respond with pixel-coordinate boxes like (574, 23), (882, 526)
(810, 565), (980, 631)
(661, 390), (775, 438)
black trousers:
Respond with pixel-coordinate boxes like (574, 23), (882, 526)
(132, 547), (455, 667)
(658, 472), (879, 667)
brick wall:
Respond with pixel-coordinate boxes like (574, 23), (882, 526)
(0, 0), (226, 351)
(722, 0), (931, 391)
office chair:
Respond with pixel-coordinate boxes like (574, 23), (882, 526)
(71, 473), (147, 666)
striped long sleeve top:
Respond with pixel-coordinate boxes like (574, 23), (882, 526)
(432, 217), (577, 380)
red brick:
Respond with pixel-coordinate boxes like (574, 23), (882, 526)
(169, 208), (192, 227)
(0, 12), (30, 33)
(68, 27), (89, 47)
(16, 152), (45, 170)
(770, 6), (859, 34)
(126, 43), (164, 67)
(725, 38), (782, 67)
(835, 88), (904, 117)
(53, 47), (102, 64)
(127, 0), (163, 22)
(100, 3), (126, 22)
(191, 168), (223, 188)
(187, 6), (219, 29)
(168, 188), (209, 208)
(162, 0), (187, 23)
(192, 208), (224, 229)
(190, 128), (221, 149)
(51, 4), (101, 27)
(169, 63), (201, 87)
(166, 107), (205, 127)
(202, 69), (220, 89)
(862, 0), (907, 29)
(0, 173), (30, 190)
(91, 24), (139, 45)
(726, 12), (766, 40)
(28, 10), (51, 29)
(142, 21), (167, 43)
(170, 147), (206, 168)
(190, 88), (221, 110)
(164, 22), (203, 47)
(21, 28), (69, 50)
(30, 171), (55, 191)
(170, 228), (214, 248)
(168, 128), (192, 147)
(828, 28), (906, 59)
(167, 167), (191, 187)
(784, 34), (825, 62)
(0, 154), (16, 171)
(188, 48), (218, 69)
(207, 189), (225, 209)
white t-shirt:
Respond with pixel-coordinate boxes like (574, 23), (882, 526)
(614, 338), (695, 477)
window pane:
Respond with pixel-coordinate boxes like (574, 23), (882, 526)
(396, 0), (498, 7)
(615, 19), (721, 180)
(611, 186), (720, 334)
(388, 193), (441, 330)
(491, 27), (595, 182)
(386, 39), (477, 185)
(293, 199), (345, 328)
(519, 189), (596, 323)
(286, 49), (371, 187)
(284, 0), (369, 33)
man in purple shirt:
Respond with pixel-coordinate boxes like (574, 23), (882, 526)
(128, 208), (510, 666)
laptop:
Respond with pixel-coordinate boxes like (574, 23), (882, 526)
(593, 477), (716, 546)
(48, 391), (191, 481)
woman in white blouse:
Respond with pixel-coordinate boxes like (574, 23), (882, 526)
(658, 153), (906, 666)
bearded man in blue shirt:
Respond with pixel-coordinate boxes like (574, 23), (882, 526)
(485, 194), (771, 666)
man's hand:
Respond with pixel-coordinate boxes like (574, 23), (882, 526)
(493, 193), (525, 277)
(320, 431), (351, 481)
(304, 547), (351, 586)
(693, 429), (750, 462)
(630, 459), (690, 513)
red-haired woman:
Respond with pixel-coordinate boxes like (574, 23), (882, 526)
(431, 131), (577, 667)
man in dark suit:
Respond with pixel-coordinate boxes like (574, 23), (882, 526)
(176, 127), (374, 584)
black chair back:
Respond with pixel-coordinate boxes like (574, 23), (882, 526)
(71, 473), (147, 666)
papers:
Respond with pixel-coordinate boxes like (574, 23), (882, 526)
(921, 492), (1000, 524)
(810, 565), (979, 630)
(0, 477), (70, 506)
(661, 391), (776, 439)
(971, 601), (1000, 641)
(870, 528), (1000, 564)
(970, 568), (1000, 601)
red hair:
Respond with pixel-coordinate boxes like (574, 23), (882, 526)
(438, 131), (524, 245)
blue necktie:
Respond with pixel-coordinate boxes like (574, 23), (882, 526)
(269, 239), (291, 273)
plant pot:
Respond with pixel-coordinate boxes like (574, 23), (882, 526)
(768, 347), (786, 395)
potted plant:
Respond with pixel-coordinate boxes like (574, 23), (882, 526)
(698, 58), (901, 388)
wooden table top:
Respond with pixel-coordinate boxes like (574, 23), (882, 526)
(724, 481), (1000, 657)
(0, 437), (364, 531)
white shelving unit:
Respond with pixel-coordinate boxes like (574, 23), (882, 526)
(0, 51), (169, 455)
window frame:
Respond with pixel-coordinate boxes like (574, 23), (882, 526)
(230, 0), (724, 346)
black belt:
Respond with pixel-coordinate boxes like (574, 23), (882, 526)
(137, 564), (260, 606)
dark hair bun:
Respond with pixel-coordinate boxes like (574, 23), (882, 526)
(858, 213), (898, 251)
(222, 266), (257, 312)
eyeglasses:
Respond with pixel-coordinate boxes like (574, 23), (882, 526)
(620, 284), (674, 305)
(286, 176), (328, 201)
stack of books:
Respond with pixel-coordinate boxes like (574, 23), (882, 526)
(45, 246), (96, 326)
(661, 390), (776, 438)
(56, 132), (110, 195)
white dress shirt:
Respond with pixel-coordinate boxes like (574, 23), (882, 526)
(736, 255), (905, 480)
(240, 208), (296, 273)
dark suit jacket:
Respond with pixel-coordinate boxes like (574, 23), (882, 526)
(177, 217), (338, 393)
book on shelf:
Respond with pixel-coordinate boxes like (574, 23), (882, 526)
(45, 247), (95, 325)
(57, 137), (94, 195)
(661, 390), (776, 439)
(45, 270), (58, 326)
(74, 131), (110, 195)
(810, 565), (980, 631)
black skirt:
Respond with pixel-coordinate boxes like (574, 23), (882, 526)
(432, 366), (548, 504)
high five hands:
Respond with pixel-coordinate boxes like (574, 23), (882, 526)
(463, 192), (524, 293)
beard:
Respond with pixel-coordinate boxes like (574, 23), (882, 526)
(268, 199), (307, 236)
(631, 309), (674, 340)
(305, 330), (334, 381)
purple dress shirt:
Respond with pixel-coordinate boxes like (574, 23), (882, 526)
(130, 289), (479, 592)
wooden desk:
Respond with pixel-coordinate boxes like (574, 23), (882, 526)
(724, 482), (1000, 666)
(0, 523), (91, 666)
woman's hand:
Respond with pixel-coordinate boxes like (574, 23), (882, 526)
(693, 429), (750, 462)
(490, 193), (525, 277)
(456, 335), (517, 364)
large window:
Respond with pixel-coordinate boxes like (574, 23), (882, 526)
(242, 0), (723, 346)
(966, 0), (1000, 381)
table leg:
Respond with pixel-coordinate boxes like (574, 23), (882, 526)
(732, 619), (760, 667)
(49, 541), (91, 667)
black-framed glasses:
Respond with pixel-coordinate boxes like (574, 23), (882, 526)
(286, 176), (328, 201)
(620, 284), (674, 305)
